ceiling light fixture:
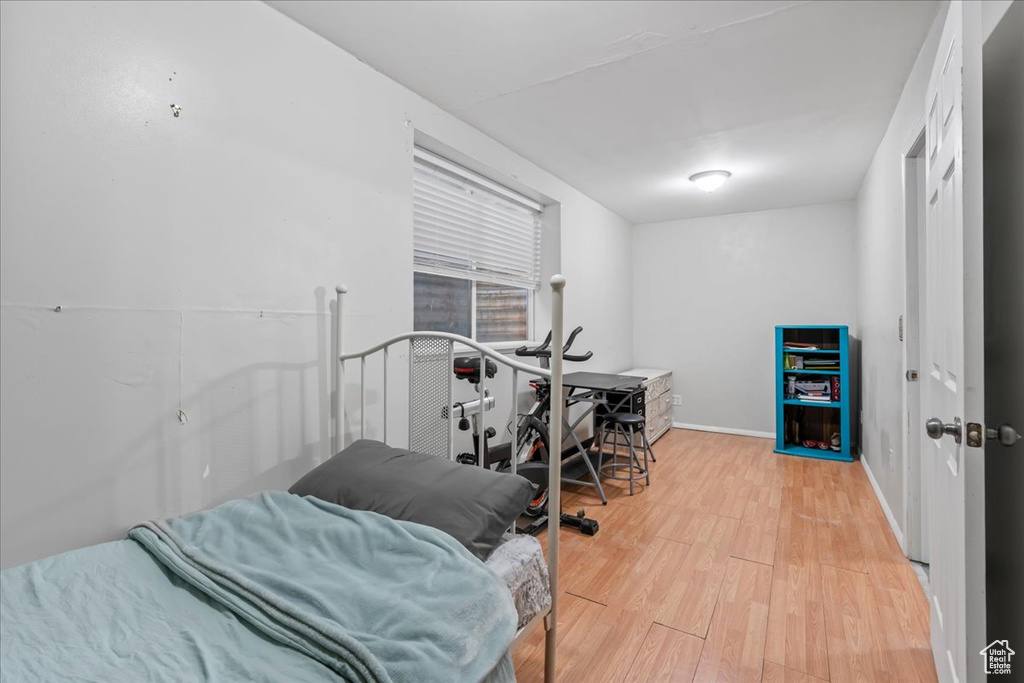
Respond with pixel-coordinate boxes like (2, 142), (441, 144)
(689, 170), (732, 193)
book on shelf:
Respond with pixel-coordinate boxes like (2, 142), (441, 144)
(791, 377), (832, 402)
(783, 342), (819, 350)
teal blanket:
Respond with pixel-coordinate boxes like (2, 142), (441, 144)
(1, 492), (517, 682)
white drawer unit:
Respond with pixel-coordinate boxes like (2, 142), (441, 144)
(619, 367), (674, 445)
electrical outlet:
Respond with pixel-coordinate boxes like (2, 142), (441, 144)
(671, 395), (682, 406)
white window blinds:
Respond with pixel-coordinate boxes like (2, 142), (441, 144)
(413, 148), (543, 290)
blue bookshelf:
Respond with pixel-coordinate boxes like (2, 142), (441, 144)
(775, 325), (852, 462)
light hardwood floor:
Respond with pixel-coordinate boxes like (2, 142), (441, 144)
(512, 429), (936, 683)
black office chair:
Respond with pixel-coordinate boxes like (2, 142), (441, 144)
(596, 412), (653, 495)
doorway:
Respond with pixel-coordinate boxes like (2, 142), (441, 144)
(982, 0), (1023, 657)
(903, 129), (929, 565)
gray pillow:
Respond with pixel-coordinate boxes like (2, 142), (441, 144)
(288, 439), (535, 560)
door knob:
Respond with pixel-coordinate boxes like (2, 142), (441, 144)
(926, 416), (962, 444)
(985, 423), (1020, 447)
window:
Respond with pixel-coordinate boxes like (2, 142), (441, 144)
(412, 148), (542, 343)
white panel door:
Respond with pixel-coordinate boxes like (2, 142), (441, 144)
(922, 2), (986, 682)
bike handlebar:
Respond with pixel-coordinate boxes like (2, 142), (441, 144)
(515, 326), (594, 362)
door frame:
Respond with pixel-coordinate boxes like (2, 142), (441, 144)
(958, 0), (988, 671)
(902, 125), (928, 563)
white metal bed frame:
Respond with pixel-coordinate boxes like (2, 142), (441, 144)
(333, 275), (566, 683)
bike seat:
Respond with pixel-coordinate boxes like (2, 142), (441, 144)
(453, 356), (497, 383)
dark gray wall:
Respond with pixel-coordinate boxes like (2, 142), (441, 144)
(983, 0), (1024, 652)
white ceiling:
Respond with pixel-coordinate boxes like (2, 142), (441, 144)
(266, 0), (939, 224)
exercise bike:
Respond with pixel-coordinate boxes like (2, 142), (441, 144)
(449, 327), (600, 536)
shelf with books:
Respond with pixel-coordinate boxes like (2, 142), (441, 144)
(782, 369), (840, 375)
(775, 325), (852, 462)
(783, 355), (840, 369)
(783, 398), (842, 408)
(782, 349), (841, 354)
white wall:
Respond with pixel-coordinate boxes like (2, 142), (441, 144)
(0, 0), (633, 568)
(852, 4), (946, 539)
(632, 201), (857, 437)
(982, 0), (1014, 39)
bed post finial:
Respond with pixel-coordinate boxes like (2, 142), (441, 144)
(545, 273), (565, 683)
(334, 284), (348, 454)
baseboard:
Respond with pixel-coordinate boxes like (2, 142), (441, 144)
(860, 454), (907, 552)
(672, 422), (774, 440)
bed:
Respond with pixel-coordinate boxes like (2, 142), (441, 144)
(331, 276), (566, 681)
(0, 276), (567, 682)
(1, 493), (519, 682)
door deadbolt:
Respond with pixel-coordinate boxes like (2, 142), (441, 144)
(966, 422), (983, 448)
